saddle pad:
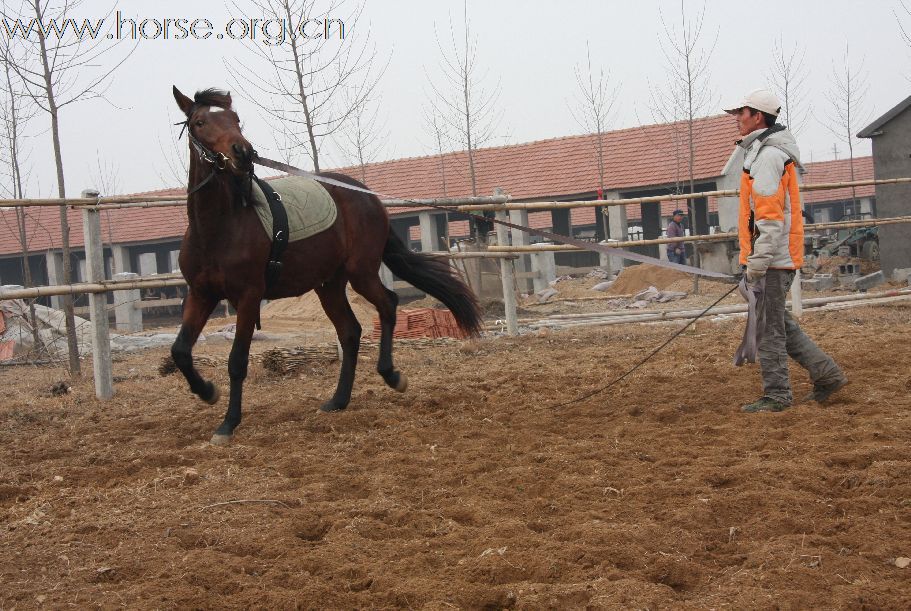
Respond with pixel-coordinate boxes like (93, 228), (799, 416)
(251, 175), (338, 242)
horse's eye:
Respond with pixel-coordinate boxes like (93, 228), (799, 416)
(195, 120), (204, 127)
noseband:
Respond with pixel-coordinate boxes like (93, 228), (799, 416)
(177, 106), (255, 197)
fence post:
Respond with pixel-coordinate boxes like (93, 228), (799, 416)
(791, 268), (803, 317)
(508, 208), (532, 293)
(493, 189), (518, 336)
(113, 272), (143, 332)
(81, 190), (114, 399)
(530, 245), (557, 292)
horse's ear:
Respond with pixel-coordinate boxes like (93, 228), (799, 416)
(173, 86), (194, 116)
(224, 91), (233, 109)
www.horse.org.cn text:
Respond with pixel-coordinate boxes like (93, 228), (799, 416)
(2, 11), (346, 45)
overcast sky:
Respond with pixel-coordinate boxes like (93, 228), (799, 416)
(4, 0), (910, 197)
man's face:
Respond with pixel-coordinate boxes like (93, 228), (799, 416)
(673, 213), (683, 223)
(735, 107), (764, 136)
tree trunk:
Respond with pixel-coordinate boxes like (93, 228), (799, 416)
(284, 0), (320, 172)
(34, 0), (80, 375)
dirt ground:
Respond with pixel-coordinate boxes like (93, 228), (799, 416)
(2, 296), (910, 609)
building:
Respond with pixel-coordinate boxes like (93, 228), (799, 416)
(859, 94), (911, 276)
(0, 114), (878, 300)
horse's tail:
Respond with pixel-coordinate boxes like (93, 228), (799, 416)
(382, 232), (483, 337)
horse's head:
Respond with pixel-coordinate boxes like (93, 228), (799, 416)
(173, 86), (255, 177)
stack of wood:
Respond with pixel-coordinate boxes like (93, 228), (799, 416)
(371, 308), (470, 340)
(260, 344), (339, 375)
(158, 354), (224, 376)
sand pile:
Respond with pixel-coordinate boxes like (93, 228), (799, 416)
(261, 291), (378, 331)
(607, 264), (689, 295)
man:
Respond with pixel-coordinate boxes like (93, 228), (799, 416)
(666, 209), (687, 264)
(725, 89), (848, 413)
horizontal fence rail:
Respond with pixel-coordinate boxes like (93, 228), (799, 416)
(1, 177), (908, 212)
(487, 215), (911, 252)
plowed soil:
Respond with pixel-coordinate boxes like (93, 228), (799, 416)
(2, 302), (910, 609)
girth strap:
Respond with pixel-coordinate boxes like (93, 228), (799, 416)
(252, 175), (289, 294)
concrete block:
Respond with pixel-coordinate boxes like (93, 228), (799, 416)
(891, 268), (911, 283)
(802, 274), (834, 292)
(854, 270), (885, 292)
(838, 263), (862, 276)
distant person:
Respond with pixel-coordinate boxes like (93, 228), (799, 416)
(725, 88), (847, 413)
(666, 209), (687, 264)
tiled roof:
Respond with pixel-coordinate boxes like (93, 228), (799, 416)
(0, 195), (189, 257)
(337, 114), (740, 201)
(801, 156), (875, 204)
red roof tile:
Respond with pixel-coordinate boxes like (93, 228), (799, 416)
(801, 157), (874, 204)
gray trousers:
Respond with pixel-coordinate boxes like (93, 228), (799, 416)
(759, 269), (843, 404)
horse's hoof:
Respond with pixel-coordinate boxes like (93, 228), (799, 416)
(210, 433), (232, 446)
(202, 383), (220, 405)
(394, 372), (408, 393)
(319, 400), (348, 413)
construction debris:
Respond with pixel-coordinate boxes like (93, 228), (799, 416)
(854, 271), (885, 292)
(535, 288), (558, 303)
(628, 286), (688, 308)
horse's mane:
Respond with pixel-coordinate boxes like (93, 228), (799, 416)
(193, 88), (232, 110)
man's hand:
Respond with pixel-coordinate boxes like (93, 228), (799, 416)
(745, 267), (766, 285)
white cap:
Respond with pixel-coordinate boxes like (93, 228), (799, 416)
(723, 89), (781, 116)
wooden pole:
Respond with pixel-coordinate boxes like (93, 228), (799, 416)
(485, 216), (911, 252)
(495, 204), (518, 336)
(81, 194), (113, 400)
(455, 177), (911, 212)
(791, 269), (803, 318)
(0, 277), (187, 300)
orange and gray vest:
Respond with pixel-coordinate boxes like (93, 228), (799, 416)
(737, 125), (804, 271)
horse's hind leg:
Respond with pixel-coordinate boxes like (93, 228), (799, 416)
(171, 291), (219, 404)
(349, 272), (407, 393)
(315, 273), (362, 412)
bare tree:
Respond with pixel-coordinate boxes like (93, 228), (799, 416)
(426, 0), (503, 255)
(426, 1), (502, 200)
(226, 0), (383, 172)
(897, 0), (911, 49)
(822, 43), (871, 219)
(648, 1), (717, 290)
(2, 0), (134, 375)
(768, 37), (811, 135)
(569, 41), (620, 239)
(423, 106), (451, 197)
(155, 108), (190, 188)
(338, 91), (387, 183)
(0, 32), (41, 351)
(652, 1), (717, 216)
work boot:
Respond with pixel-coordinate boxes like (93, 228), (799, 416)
(742, 397), (789, 413)
(804, 375), (849, 404)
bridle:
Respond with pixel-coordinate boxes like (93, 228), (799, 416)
(177, 105), (255, 197)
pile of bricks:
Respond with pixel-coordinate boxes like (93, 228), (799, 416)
(372, 308), (470, 340)
(0, 310), (13, 361)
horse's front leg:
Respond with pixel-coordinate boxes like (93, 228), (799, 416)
(171, 291), (219, 404)
(210, 293), (260, 445)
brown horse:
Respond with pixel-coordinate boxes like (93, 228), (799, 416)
(170, 87), (482, 444)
